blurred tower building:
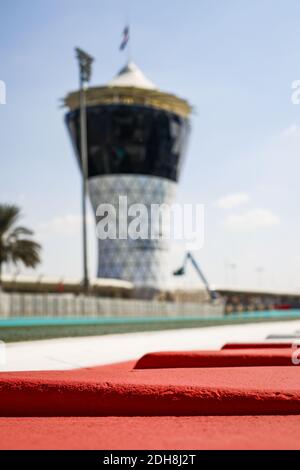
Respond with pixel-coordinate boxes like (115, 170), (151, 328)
(65, 62), (191, 295)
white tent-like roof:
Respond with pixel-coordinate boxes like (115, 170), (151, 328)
(107, 61), (156, 90)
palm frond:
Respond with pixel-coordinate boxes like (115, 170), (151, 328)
(0, 204), (41, 277)
(7, 226), (33, 242)
(0, 205), (22, 235)
(10, 239), (41, 268)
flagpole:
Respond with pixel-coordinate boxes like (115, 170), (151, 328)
(127, 33), (131, 63)
(127, 21), (131, 63)
(127, 0), (131, 63)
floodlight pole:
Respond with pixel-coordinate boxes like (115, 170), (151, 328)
(75, 48), (94, 294)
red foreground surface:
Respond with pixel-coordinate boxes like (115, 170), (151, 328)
(135, 348), (296, 368)
(0, 343), (299, 449)
(1, 416), (300, 450)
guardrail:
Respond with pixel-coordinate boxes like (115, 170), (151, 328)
(0, 292), (224, 319)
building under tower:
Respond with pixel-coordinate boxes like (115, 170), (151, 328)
(65, 62), (192, 296)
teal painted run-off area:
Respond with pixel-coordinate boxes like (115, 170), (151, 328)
(0, 310), (300, 328)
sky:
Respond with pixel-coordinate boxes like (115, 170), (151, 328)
(1, 0), (300, 291)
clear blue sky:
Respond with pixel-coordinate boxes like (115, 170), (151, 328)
(1, 0), (300, 291)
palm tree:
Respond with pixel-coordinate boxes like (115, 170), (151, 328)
(0, 204), (41, 285)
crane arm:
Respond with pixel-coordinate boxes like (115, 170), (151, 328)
(186, 252), (216, 301)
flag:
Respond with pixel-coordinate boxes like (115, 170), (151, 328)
(120, 26), (130, 51)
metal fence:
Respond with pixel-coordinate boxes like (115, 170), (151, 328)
(0, 292), (224, 319)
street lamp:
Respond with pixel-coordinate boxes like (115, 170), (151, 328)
(75, 48), (94, 294)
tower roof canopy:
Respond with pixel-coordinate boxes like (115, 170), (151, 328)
(65, 62), (192, 117)
(107, 61), (156, 90)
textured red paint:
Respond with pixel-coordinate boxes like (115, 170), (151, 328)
(0, 416), (300, 450)
(0, 365), (299, 417)
(1, 349), (299, 450)
(135, 349), (294, 369)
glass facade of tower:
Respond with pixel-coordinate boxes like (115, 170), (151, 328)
(65, 104), (190, 183)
